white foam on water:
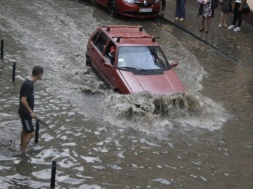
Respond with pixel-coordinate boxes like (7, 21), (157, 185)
(80, 156), (102, 163)
(104, 91), (230, 139)
(77, 184), (104, 189)
(57, 175), (86, 185)
(58, 158), (79, 168)
(0, 165), (11, 170)
(151, 178), (172, 185)
(32, 169), (51, 179)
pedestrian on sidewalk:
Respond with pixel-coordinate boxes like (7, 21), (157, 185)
(228, 0), (247, 32)
(175, 0), (187, 21)
(18, 65), (44, 153)
(198, 0), (218, 33)
(162, 0), (166, 9)
(218, 0), (232, 27)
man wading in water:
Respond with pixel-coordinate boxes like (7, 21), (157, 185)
(18, 66), (43, 153)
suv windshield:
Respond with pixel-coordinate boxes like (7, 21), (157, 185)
(117, 46), (169, 71)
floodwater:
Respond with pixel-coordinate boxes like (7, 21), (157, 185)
(0, 0), (253, 188)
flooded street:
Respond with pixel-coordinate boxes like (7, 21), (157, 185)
(0, 0), (253, 188)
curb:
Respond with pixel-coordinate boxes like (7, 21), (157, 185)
(157, 15), (239, 63)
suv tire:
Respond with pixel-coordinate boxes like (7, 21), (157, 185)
(91, 0), (97, 6)
(108, 0), (118, 17)
(86, 56), (92, 66)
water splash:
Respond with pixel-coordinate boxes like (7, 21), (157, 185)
(104, 91), (230, 136)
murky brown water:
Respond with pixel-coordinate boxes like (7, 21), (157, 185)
(0, 0), (253, 188)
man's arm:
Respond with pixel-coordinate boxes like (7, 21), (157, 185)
(20, 96), (36, 118)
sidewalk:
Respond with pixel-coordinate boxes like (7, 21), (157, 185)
(247, 0), (253, 11)
(159, 0), (253, 65)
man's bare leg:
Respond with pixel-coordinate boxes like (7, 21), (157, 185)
(21, 131), (35, 152)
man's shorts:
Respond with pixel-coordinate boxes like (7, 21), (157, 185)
(20, 117), (34, 132)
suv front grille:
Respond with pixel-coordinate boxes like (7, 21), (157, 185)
(124, 10), (159, 16)
(134, 0), (156, 8)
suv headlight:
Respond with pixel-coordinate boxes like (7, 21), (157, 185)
(123, 0), (135, 4)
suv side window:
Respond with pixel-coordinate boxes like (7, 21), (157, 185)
(95, 32), (108, 53)
(104, 41), (116, 65)
(91, 29), (102, 44)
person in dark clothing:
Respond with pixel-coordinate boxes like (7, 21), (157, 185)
(228, 0), (247, 32)
(175, 0), (187, 21)
(18, 65), (43, 153)
(162, 0), (166, 9)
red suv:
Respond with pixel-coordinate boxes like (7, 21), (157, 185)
(94, 0), (161, 18)
(86, 25), (185, 95)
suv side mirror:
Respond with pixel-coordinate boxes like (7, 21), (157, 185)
(169, 60), (178, 67)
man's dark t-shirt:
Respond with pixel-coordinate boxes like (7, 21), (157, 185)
(18, 79), (34, 118)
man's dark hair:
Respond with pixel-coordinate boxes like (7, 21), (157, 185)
(32, 66), (44, 76)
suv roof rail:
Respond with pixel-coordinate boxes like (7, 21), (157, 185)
(101, 25), (144, 32)
(112, 37), (121, 42)
(112, 35), (159, 43)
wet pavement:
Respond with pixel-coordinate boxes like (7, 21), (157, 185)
(159, 0), (253, 65)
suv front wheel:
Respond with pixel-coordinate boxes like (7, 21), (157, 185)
(108, 0), (118, 17)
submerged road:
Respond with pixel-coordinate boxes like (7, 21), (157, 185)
(0, 0), (253, 188)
